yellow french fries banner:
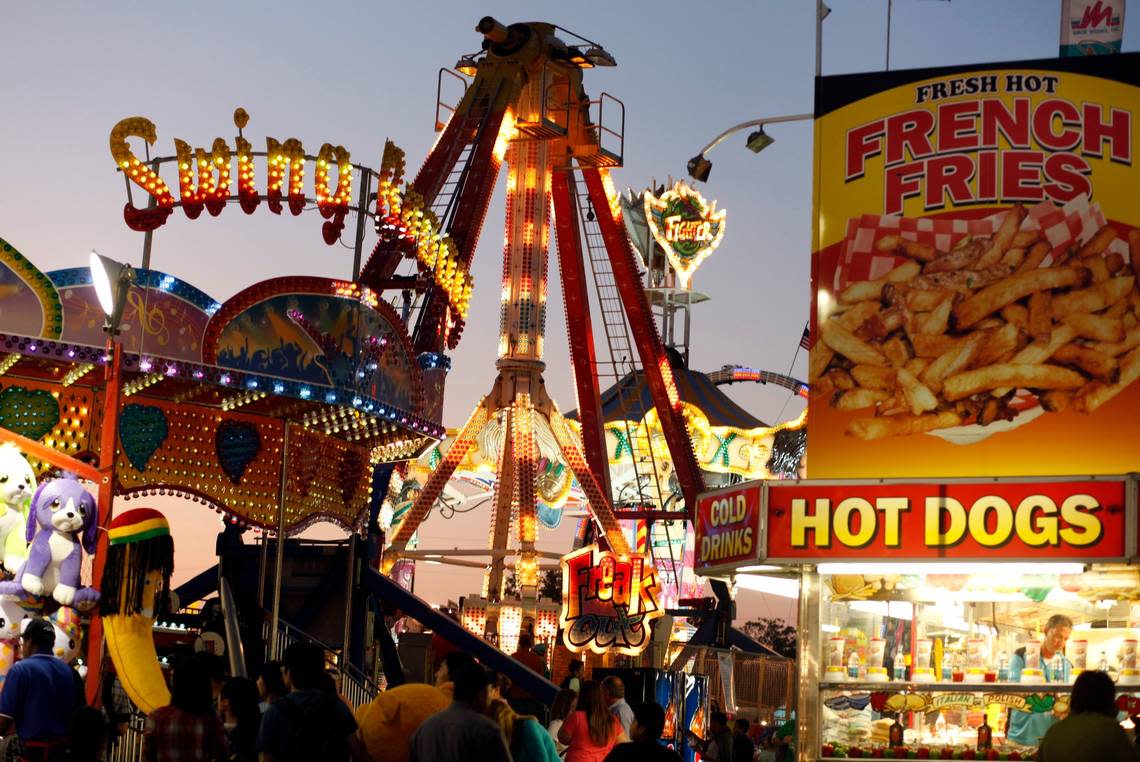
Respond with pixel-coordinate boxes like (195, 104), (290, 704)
(809, 54), (1140, 478)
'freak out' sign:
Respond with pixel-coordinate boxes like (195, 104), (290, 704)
(559, 544), (663, 656)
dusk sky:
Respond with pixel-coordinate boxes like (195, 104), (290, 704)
(3, 2), (1135, 626)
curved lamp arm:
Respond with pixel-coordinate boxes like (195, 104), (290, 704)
(695, 113), (814, 157)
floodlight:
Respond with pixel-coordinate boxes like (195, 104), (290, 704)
(746, 126), (775, 154)
(584, 45), (616, 67)
(455, 55), (480, 76)
(686, 154), (712, 183)
(89, 250), (136, 335)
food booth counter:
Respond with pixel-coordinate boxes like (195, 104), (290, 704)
(695, 476), (1140, 761)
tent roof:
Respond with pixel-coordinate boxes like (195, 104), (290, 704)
(572, 358), (767, 429)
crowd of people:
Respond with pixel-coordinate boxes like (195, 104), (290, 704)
(0, 622), (778, 762)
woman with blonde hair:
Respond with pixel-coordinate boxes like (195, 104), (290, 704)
(557, 681), (627, 762)
(486, 698), (560, 762)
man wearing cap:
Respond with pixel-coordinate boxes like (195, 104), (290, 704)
(0, 618), (81, 761)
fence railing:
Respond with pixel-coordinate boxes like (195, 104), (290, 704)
(107, 710), (147, 762)
(691, 650), (795, 724)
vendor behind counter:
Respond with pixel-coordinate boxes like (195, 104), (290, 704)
(1007, 614), (1073, 746)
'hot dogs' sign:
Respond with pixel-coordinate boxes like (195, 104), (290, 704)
(694, 484), (762, 573)
(765, 479), (1131, 561)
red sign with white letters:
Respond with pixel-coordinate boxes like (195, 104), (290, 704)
(694, 484), (762, 573)
(765, 479), (1130, 561)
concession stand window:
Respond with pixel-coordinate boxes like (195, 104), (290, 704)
(694, 476), (1140, 761)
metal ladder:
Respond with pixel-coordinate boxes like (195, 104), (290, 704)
(430, 78), (504, 235)
(569, 176), (665, 507)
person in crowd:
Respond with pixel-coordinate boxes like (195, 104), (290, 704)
(0, 619), (83, 761)
(194, 652), (227, 713)
(601, 677), (634, 737)
(101, 671), (132, 754)
(434, 651), (477, 699)
(486, 698), (559, 762)
(532, 643), (550, 679)
(509, 634), (547, 716)
(512, 634), (546, 677)
(320, 670), (355, 711)
(256, 642), (368, 762)
(486, 670), (512, 705)
(770, 717), (796, 762)
(220, 677), (260, 762)
(256, 662), (287, 713)
(546, 689), (577, 754)
(731, 718), (755, 762)
(1008, 614), (1073, 746)
(408, 660), (511, 762)
(354, 683), (448, 762)
(603, 702), (681, 762)
(1037, 670), (1139, 761)
(560, 661), (583, 693)
(688, 711), (733, 762)
(65, 707), (108, 762)
(142, 653), (228, 762)
(558, 681), (628, 762)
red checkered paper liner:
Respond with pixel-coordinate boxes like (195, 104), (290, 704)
(827, 195), (1130, 415)
(832, 194), (1130, 291)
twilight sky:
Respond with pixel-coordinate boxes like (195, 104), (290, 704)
(3, 1), (1135, 625)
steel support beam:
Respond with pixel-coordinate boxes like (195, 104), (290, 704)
(580, 168), (705, 514)
(551, 169), (613, 503)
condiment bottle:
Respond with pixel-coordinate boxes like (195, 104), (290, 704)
(997, 651), (1009, 682)
(848, 650), (860, 679)
(889, 715), (904, 746)
(1050, 651), (1064, 682)
(977, 715), (993, 750)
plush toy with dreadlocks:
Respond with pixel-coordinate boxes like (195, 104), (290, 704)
(100, 507), (175, 714)
(100, 507), (174, 619)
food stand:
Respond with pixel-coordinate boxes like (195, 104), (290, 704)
(693, 48), (1140, 761)
(698, 477), (1140, 759)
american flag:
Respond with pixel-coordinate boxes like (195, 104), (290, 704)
(799, 323), (811, 350)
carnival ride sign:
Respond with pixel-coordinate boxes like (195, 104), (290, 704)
(644, 182), (725, 286)
(694, 483), (761, 574)
(808, 53), (1140, 479)
(559, 544), (663, 655)
(109, 109), (356, 243)
(765, 478), (1131, 561)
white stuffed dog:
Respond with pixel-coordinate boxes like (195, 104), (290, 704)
(0, 444), (35, 574)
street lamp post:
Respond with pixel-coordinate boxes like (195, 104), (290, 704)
(686, 113), (813, 182)
(84, 251), (136, 704)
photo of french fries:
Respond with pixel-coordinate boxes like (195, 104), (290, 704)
(812, 204), (1140, 441)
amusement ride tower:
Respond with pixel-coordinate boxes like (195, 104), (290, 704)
(373, 18), (705, 599)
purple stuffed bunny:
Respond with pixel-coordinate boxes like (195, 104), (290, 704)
(0, 475), (100, 608)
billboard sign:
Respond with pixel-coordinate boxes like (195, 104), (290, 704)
(809, 54), (1140, 478)
(1061, 1), (1126, 56)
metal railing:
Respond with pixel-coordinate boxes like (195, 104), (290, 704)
(107, 711), (148, 762)
(692, 650), (796, 724)
(264, 619), (379, 709)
